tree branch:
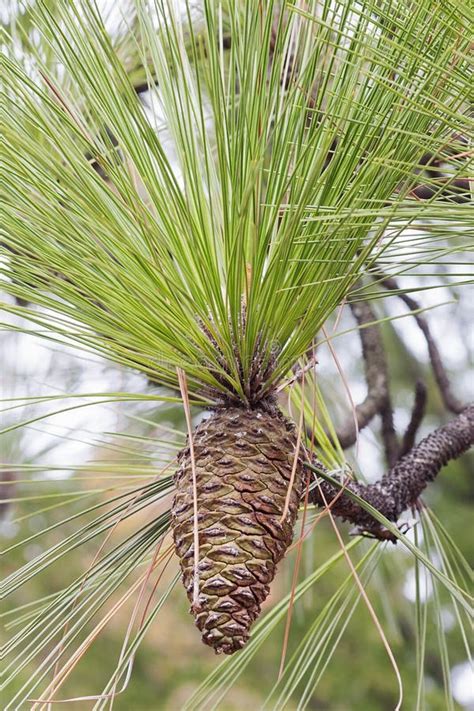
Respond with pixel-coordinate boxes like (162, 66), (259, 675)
(381, 402), (398, 468)
(333, 298), (398, 464)
(308, 405), (474, 540)
(399, 380), (427, 457)
(376, 272), (465, 414)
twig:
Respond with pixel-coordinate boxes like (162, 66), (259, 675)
(334, 298), (398, 464)
(381, 403), (398, 468)
(308, 405), (474, 539)
(399, 381), (427, 457)
(376, 272), (465, 414)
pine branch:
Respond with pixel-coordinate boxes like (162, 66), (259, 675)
(376, 272), (465, 414)
(333, 298), (398, 464)
(381, 403), (398, 467)
(308, 405), (474, 540)
(399, 380), (427, 457)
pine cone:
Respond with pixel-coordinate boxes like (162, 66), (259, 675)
(171, 406), (304, 654)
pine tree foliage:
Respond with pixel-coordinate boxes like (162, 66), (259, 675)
(1, 0), (473, 706)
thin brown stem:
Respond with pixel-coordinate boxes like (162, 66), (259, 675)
(334, 298), (398, 464)
(399, 381), (428, 457)
(376, 272), (465, 414)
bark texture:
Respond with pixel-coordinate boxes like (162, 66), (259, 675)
(171, 406), (304, 654)
(310, 405), (474, 536)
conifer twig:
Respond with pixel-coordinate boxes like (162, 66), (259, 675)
(334, 298), (398, 465)
(375, 271), (465, 414)
(399, 381), (428, 457)
(308, 405), (474, 540)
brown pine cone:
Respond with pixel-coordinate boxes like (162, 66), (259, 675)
(171, 406), (304, 654)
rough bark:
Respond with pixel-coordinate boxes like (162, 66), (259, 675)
(309, 405), (474, 539)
